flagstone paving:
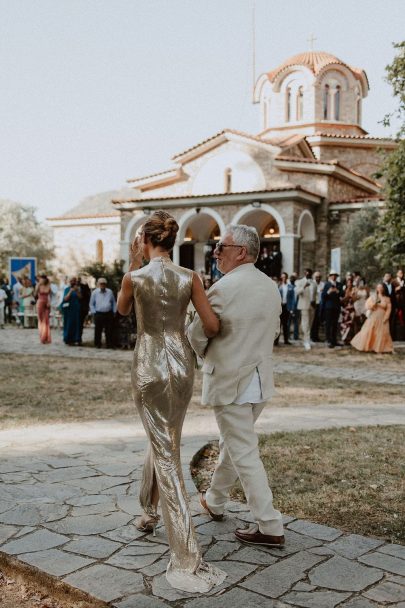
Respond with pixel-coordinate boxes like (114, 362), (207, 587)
(0, 430), (404, 607)
(1, 329), (404, 604)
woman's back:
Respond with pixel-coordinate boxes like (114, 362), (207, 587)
(130, 256), (194, 404)
(131, 257), (193, 337)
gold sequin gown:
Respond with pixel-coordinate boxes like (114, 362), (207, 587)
(130, 257), (226, 593)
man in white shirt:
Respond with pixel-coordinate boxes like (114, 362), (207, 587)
(188, 224), (284, 548)
(295, 268), (317, 351)
(89, 277), (117, 348)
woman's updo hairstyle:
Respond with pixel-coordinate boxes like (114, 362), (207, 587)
(143, 210), (179, 251)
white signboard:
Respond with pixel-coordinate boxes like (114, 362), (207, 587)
(330, 248), (341, 275)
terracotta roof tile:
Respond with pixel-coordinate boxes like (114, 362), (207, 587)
(172, 128), (273, 160)
(275, 155), (380, 186)
(48, 213), (119, 221)
(313, 132), (394, 142)
(266, 51), (368, 87)
(127, 168), (177, 183)
(112, 186), (320, 204)
(330, 196), (384, 203)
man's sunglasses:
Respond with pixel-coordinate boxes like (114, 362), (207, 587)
(215, 242), (244, 253)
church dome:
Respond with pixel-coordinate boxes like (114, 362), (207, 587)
(267, 51), (367, 85)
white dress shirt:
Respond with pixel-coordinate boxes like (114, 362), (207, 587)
(234, 368), (263, 405)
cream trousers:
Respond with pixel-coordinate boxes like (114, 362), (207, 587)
(300, 308), (315, 344)
(205, 402), (283, 536)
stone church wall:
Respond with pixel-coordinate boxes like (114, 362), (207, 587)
(51, 221), (121, 275)
(310, 144), (386, 180)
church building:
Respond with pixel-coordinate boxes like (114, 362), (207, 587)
(49, 50), (396, 277)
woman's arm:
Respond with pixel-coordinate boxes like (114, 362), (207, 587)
(383, 297), (391, 323)
(117, 273), (134, 316)
(365, 295), (376, 310)
(191, 273), (219, 338)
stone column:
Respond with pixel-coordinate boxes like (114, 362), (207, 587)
(280, 233), (299, 275)
(173, 243), (180, 265)
(120, 240), (130, 271)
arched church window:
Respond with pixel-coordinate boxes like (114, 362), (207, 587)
(323, 84), (330, 119)
(285, 87), (291, 122)
(263, 99), (269, 129)
(96, 239), (104, 263)
(334, 85), (341, 120)
(356, 92), (361, 124)
(224, 167), (232, 193)
(263, 98), (270, 129)
(296, 86), (304, 120)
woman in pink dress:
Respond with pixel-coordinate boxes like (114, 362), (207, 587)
(35, 275), (52, 344)
(351, 283), (393, 353)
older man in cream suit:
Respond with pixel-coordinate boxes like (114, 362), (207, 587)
(188, 224), (284, 547)
(295, 268), (317, 351)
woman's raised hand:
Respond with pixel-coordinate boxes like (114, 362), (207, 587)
(129, 232), (143, 270)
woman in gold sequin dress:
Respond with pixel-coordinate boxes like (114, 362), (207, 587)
(117, 211), (226, 593)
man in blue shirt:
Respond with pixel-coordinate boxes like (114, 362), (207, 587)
(89, 277), (117, 348)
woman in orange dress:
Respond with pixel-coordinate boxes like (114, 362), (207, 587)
(35, 275), (52, 344)
(351, 283), (393, 353)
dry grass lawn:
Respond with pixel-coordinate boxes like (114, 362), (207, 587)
(278, 344), (405, 373)
(0, 353), (404, 428)
(192, 425), (405, 544)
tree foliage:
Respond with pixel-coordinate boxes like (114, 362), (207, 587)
(0, 199), (54, 276)
(365, 41), (405, 269)
(342, 207), (385, 283)
(80, 259), (125, 296)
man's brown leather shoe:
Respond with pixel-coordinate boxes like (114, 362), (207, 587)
(199, 492), (224, 522)
(235, 524), (285, 547)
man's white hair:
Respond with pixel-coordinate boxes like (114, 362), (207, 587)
(226, 224), (260, 261)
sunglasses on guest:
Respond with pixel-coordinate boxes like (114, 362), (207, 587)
(214, 242), (244, 253)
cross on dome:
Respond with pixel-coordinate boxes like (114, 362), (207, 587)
(307, 34), (317, 50)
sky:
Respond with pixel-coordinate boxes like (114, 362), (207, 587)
(0, 0), (404, 220)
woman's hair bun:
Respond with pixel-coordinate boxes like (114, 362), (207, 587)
(143, 210), (179, 250)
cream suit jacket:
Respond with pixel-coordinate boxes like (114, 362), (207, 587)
(295, 277), (317, 310)
(187, 263), (281, 406)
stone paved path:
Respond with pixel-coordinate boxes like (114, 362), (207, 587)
(1, 429), (404, 608)
(1, 328), (404, 605)
(1, 328), (404, 385)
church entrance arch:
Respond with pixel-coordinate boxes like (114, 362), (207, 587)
(297, 210), (316, 274)
(174, 208), (226, 280)
(124, 212), (150, 244)
(120, 212), (150, 269)
(231, 204), (286, 277)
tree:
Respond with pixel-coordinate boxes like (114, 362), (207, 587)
(365, 41), (405, 269)
(0, 199), (54, 276)
(80, 259), (125, 296)
(342, 206), (385, 283)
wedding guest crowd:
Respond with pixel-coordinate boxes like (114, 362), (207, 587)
(1, 261), (404, 357)
(267, 267), (404, 353)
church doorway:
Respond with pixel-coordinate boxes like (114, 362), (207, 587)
(233, 208), (282, 278)
(178, 212), (222, 281)
(297, 210), (316, 275)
